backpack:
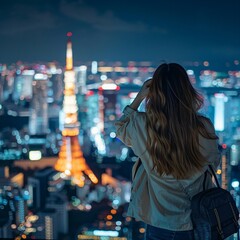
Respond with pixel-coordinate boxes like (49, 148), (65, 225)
(190, 165), (239, 240)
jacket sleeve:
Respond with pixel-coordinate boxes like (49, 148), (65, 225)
(114, 105), (137, 147)
(115, 105), (148, 154)
(199, 117), (221, 170)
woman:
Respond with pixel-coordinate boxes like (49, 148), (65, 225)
(115, 63), (220, 240)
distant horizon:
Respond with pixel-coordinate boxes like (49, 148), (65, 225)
(1, 59), (239, 72)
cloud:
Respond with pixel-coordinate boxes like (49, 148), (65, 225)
(60, 0), (166, 33)
(0, 4), (58, 35)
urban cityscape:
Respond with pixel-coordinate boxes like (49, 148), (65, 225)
(0, 33), (240, 240)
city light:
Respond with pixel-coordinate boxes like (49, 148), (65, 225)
(34, 73), (48, 80)
(29, 151), (42, 161)
(91, 61), (98, 74)
(231, 180), (239, 188)
(93, 230), (119, 237)
(100, 83), (120, 90)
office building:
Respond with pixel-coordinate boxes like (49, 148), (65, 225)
(29, 73), (48, 135)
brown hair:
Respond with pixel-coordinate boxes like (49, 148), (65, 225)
(145, 63), (217, 179)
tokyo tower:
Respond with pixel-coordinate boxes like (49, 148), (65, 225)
(55, 32), (98, 187)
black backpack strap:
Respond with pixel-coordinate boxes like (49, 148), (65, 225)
(202, 170), (208, 191)
(208, 165), (221, 188)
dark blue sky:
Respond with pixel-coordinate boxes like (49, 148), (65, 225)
(0, 0), (240, 66)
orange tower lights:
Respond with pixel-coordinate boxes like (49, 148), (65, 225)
(55, 33), (98, 187)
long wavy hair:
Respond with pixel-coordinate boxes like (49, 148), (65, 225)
(145, 63), (217, 179)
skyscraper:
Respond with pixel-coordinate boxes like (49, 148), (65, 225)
(15, 196), (27, 225)
(75, 65), (87, 95)
(35, 208), (58, 240)
(48, 66), (64, 105)
(29, 73), (48, 135)
(27, 177), (41, 210)
(46, 195), (68, 235)
(27, 167), (55, 210)
(20, 70), (34, 100)
(55, 33), (98, 187)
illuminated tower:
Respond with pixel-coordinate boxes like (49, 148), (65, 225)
(55, 33), (98, 187)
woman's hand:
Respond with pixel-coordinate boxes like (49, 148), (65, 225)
(138, 78), (152, 99)
(129, 78), (152, 110)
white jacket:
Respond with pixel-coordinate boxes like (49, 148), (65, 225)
(115, 105), (220, 231)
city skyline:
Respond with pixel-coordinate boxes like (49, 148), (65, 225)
(0, 0), (240, 65)
(0, 29), (240, 239)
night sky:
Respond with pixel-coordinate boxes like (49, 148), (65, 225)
(0, 0), (240, 66)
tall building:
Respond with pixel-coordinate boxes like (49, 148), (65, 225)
(15, 196), (27, 225)
(35, 208), (58, 240)
(28, 167), (55, 210)
(1, 66), (15, 101)
(75, 65), (87, 95)
(55, 33), (98, 187)
(48, 67), (64, 105)
(29, 73), (48, 135)
(0, 188), (14, 239)
(0, 67), (4, 103)
(46, 195), (68, 235)
(20, 69), (34, 100)
(0, 166), (9, 178)
(230, 143), (240, 166)
(12, 74), (24, 102)
(0, 220), (13, 239)
(27, 177), (41, 210)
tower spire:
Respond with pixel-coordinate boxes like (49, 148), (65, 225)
(55, 33), (98, 187)
(66, 32), (73, 71)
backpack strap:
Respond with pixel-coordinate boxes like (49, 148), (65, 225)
(202, 170), (209, 191)
(208, 165), (221, 188)
(202, 165), (221, 191)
